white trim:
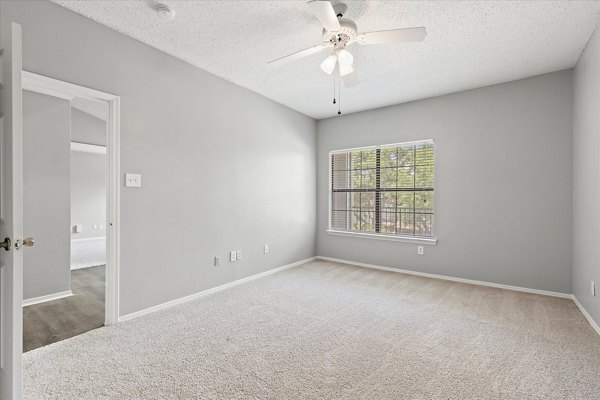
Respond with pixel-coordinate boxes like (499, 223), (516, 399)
(119, 257), (316, 322)
(316, 256), (572, 299)
(328, 140), (436, 238)
(71, 141), (106, 154)
(22, 71), (117, 102)
(22, 290), (73, 307)
(572, 296), (600, 337)
(71, 264), (104, 271)
(22, 83), (72, 101)
(329, 139), (435, 154)
(22, 71), (121, 327)
(326, 230), (437, 245)
(105, 96), (120, 325)
(71, 236), (105, 243)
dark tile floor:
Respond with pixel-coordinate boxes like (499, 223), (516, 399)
(23, 265), (105, 352)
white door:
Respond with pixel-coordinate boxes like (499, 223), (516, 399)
(0, 22), (24, 400)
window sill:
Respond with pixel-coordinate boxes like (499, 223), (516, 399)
(326, 230), (437, 245)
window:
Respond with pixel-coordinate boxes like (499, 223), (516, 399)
(329, 140), (435, 240)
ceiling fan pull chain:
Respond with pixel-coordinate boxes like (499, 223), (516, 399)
(333, 76), (336, 104)
(338, 75), (342, 115)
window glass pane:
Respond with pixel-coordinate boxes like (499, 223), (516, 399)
(415, 213), (434, 237)
(399, 212), (414, 236)
(331, 211), (350, 231)
(380, 166), (397, 189)
(351, 152), (362, 170)
(415, 143), (434, 166)
(361, 169), (377, 189)
(380, 208), (397, 233)
(332, 169), (351, 190)
(398, 166), (414, 188)
(398, 146), (415, 167)
(380, 147), (398, 168)
(350, 168), (362, 189)
(381, 192), (396, 209)
(351, 192), (361, 211)
(415, 165), (434, 188)
(381, 192), (396, 234)
(361, 150), (377, 169)
(415, 191), (434, 213)
(397, 192), (414, 212)
(332, 152), (350, 171)
(360, 211), (376, 232)
(361, 192), (376, 211)
(351, 209), (361, 231)
(332, 192), (349, 211)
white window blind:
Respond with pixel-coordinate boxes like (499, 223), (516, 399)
(329, 140), (435, 238)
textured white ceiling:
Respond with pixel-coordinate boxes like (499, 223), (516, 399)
(51, 0), (600, 119)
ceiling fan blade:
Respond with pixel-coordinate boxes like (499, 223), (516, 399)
(342, 68), (359, 88)
(358, 27), (427, 45)
(307, 0), (341, 32)
(268, 45), (328, 66)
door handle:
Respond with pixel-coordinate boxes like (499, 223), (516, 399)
(0, 237), (11, 251)
(15, 237), (34, 249)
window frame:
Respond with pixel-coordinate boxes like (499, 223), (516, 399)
(327, 140), (437, 245)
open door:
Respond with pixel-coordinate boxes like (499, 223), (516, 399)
(0, 22), (23, 400)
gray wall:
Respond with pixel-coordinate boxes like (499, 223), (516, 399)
(23, 90), (72, 300)
(71, 107), (106, 146)
(71, 151), (106, 240)
(573, 26), (600, 325)
(71, 107), (107, 240)
(1, 0), (317, 316)
(317, 71), (573, 294)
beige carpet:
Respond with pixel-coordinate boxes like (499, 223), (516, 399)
(24, 260), (600, 399)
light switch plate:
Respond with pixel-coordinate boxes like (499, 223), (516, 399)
(125, 173), (142, 188)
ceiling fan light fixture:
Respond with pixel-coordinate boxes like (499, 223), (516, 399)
(339, 62), (354, 77)
(320, 54), (338, 75)
(336, 49), (354, 67)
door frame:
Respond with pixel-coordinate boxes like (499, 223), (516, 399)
(22, 71), (121, 325)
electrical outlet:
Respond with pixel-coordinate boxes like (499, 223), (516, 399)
(214, 256), (220, 267)
(264, 244), (269, 254)
(230, 251), (237, 262)
(592, 281), (596, 297)
(417, 246), (424, 255)
(236, 250), (242, 261)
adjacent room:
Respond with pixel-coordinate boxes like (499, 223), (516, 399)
(1, 1), (599, 399)
(21, 90), (108, 352)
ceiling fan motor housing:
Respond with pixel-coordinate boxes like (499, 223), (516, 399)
(322, 19), (357, 49)
(332, 3), (348, 18)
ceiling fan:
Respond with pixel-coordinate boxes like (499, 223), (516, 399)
(268, 0), (427, 88)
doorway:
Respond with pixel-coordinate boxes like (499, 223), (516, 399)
(20, 72), (120, 352)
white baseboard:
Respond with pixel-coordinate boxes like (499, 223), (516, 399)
(119, 257), (316, 322)
(70, 263), (105, 271)
(23, 290), (73, 307)
(71, 236), (106, 243)
(572, 296), (600, 337)
(316, 256), (572, 299)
